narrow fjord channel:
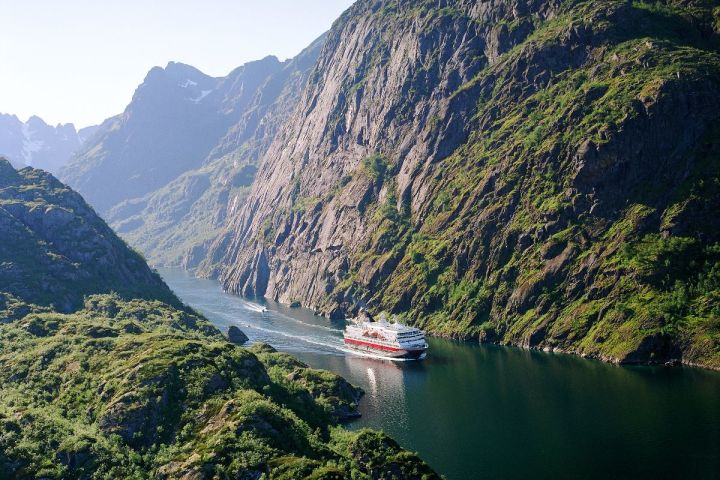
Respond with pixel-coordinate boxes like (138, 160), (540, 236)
(160, 269), (720, 480)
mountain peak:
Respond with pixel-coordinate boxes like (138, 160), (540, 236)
(138, 62), (216, 94)
(164, 61), (211, 79)
(257, 55), (281, 64)
(26, 115), (49, 128)
(0, 113), (90, 174)
(0, 113), (20, 122)
(165, 60), (194, 69)
(0, 156), (15, 170)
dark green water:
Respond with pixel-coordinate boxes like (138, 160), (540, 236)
(160, 268), (720, 479)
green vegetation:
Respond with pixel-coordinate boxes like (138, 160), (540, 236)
(0, 160), (179, 311)
(0, 160), (439, 478)
(0, 295), (436, 479)
(109, 152), (258, 272)
(292, 195), (323, 214)
(361, 153), (390, 180)
(317, 0), (720, 368)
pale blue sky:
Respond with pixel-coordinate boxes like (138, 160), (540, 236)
(0, 0), (355, 128)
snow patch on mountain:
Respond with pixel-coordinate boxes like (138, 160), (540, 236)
(21, 123), (45, 166)
(190, 89), (212, 104)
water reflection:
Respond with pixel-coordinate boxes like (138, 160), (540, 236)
(366, 367), (376, 394)
(342, 355), (410, 430)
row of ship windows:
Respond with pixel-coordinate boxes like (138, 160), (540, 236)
(352, 335), (424, 345)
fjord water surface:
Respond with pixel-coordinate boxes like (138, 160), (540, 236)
(160, 269), (720, 480)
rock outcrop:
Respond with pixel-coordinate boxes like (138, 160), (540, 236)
(226, 325), (249, 344)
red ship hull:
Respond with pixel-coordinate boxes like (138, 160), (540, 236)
(344, 337), (426, 359)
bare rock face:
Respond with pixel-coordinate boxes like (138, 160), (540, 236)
(219, 0), (550, 300)
(215, 0), (573, 304)
(104, 36), (326, 270)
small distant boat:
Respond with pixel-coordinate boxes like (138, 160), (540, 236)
(343, 313), (428, 360)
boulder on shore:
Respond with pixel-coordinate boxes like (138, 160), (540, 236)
(226, 325), (248, 345)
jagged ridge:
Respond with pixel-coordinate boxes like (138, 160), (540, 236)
(107, 36), (326, 270)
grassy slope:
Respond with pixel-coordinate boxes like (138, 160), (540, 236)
(0, 160), (180, 313)
(0, 295), (437, 479)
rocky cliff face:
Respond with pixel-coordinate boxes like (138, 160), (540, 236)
(216, 0), (720, 368)
(0, 158), (179, 313)
(59, 39), (326, 270)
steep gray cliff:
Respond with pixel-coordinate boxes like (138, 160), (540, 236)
(218, 0), (563, 303)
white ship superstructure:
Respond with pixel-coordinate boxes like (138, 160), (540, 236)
(343, 314), (428, 359)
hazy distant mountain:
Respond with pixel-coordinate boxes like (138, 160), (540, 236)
(60, 57), (287, 214)
(106, 36), (326, 270)
(0, 114), (94, 174)
(59, 38), (324, 269)
(77, 124), (100, 144)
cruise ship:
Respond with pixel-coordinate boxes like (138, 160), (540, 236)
(343, 313), (428, 359)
